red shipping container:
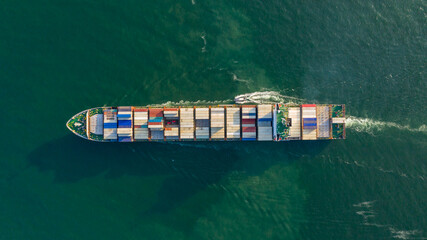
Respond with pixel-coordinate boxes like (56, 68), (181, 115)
(134, 108), (148, 112)
(242, 119), (256, 124)
(148, 122), (162, 125)
(242, 127), (256, 132)
(149, 109), (163, 117)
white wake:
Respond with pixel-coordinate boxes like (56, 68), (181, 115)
(346, 116), (427, 135)
(233, 91), (304, 104)
(155, 91), (303, 106)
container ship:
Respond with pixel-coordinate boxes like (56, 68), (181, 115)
(66, 104), (346, 142)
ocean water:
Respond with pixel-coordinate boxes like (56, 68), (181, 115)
(0, 0), (426, 239)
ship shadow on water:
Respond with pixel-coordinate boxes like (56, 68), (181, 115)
(27, 134), (329, 229)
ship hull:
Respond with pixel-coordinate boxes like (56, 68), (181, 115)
(67, 104), (346, 142)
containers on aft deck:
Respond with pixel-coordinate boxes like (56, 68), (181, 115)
(302, 104), (317, 140)
(287, 107), (301, 140)
(257, 105), (273, 141)
(317, 105), (330, 139)
(242, 105), (256, 140)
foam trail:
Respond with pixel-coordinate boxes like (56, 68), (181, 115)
(153, 99), (234, 107)
(352, 201), (425, 239)
(231, 73), (251, 83)
(346, 116), (427, 135)
(200, 32), (206, 52)
(154, 91), (303, 107)
(234, 91), (304, 104)
(388, 228), (423, 240)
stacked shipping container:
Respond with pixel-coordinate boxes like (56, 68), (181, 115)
(180, 108), (194, 139)
(117, 106), (132, 142)
(242, 105), (256, 140)
(287, 107), (301, 140)
(103, 108), (118, 140)
(302, 104), (317, 140)
(89, 114), (103, 135)
(211, 107), (225, 139)
(226, 107), (240, 140)
(148, 108), (164, 140)
(257, 105), (273, 141)
(164, 108), (179, 140)
(134, 108), (149, 140)
(317, 105), (330, 139)
(195, 108), (209, 140)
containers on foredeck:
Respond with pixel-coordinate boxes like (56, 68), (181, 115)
(257, 105), (273, 141)
(210, 107), (225, 140)
(134, 108), (149, 140)
(89, 113), (104, 135)
(226, 107), (240, 140)
(242, 105), (256, 140)
(117, 106), (132, 142)
(103, 108), (118, 140)
(195, 108), (209, 140)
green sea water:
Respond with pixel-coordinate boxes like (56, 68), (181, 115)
(1, 0), (426, 239)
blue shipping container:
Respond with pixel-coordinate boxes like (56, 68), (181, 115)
(242, 138), (256, 141)
(303, 118), (317, 121)
(148, 118), (163, 123)
(258, 118), (273, 122)
(117, 114), (132, 118)
(118, 120), (132, 125)
(149, 117), (163, 120)
(103, 122), (117, 129)
(118, 137), (132, 142)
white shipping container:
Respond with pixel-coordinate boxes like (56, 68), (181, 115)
(211, 127), (224, 139)
(302, 107), (316, 118)
(242, 132), (256, 138)
(288, 107), (301, 139)
(117, 128), (132, 134)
